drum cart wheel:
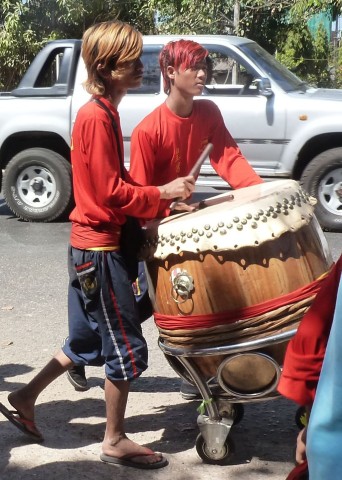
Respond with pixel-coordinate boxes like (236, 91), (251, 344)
(158, 329), (299, 464)
(195, 432), (235, 465)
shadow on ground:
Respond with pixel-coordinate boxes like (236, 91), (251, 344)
(0, 364), (298, 479)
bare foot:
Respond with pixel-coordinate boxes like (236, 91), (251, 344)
(102, 435), (164, 466)
(7, 390), (39, 437)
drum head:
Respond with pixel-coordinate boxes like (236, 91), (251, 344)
(217, 352), (281, 398)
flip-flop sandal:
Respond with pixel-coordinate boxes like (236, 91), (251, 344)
(100, 452), (168, 469)
(0, 402), (44, 442)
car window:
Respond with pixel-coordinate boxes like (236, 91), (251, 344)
(204, 45), (259, 96)
(127, 46), (162, 94)
(239, 42), (308, 92)
(35, 49), (65, 88)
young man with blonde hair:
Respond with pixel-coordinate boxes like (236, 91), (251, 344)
(0, 21), (194, 469)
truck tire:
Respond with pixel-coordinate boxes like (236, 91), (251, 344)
(2, 148), (73, 222)
(300, 148), (342, 232)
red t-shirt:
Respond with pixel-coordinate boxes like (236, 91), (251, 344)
(278, 256), (342, 406)
(129, 100), (262, 217)
(69, 97), (161, 249)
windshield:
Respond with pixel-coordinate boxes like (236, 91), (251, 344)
(239, 42), (308, 92)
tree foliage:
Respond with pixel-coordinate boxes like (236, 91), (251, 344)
(145, 0), (235, 35)
(0, 0), (341, 90)
(0, 0), (155, 89)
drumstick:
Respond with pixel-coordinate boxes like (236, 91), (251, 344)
(198, 193), (234, 209)
(188, 143), (213, 178)
(169, 143), (214, 210)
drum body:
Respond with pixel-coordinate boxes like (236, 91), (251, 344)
(142, 180), (332, 398)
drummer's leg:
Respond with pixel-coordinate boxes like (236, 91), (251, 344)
(64, 245), (103, 391)
(180, 380), (201, 400)
(180, 378), (221, 400)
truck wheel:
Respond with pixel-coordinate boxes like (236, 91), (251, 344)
(2, 148), (73, 222)
(300, 148), (342, 232)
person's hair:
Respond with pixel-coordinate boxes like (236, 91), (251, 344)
(82, 20), (143, 95)
(159, 39), (209, 93)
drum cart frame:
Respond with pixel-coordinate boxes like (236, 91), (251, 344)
(159, 329), (297, 465)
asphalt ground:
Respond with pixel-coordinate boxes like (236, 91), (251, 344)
(0, 196), (340, 480)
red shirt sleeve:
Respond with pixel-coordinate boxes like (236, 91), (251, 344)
(70, 100), (162, 248)
(71, 101), (161, 227)
(278, 257), (341, 406)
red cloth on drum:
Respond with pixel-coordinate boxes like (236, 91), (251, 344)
(129, 100), (262, 218)
(154, 274), (328, 331)
(278, 256), (341, 406)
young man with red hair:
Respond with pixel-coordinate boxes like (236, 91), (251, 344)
(129, 39), (262, 219)
(129, 39), (263, 397)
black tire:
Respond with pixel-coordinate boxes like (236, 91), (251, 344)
(232, 403), (244, 425)
(2, 148), (73, 222)
(195, 432), (235, 465)
(300, 148), (342, 232)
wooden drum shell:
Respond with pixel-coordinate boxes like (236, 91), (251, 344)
(146, 223), (331, 317)
(142, 181), (333, 394)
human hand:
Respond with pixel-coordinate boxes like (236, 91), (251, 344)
(172, 202), (196, 213)
(295, 427), (307, 465)
(158, 175), (195, 200)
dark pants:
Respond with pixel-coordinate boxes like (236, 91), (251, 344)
(62, 246), (148, 382)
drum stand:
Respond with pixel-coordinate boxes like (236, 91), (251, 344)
(159, 329), (296, 465)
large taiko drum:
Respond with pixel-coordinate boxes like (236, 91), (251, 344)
(141, 180), (333, 398)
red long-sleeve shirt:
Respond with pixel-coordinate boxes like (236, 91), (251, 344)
(129, 100), (262, 217)
(69, 97), (161, 249)
(278, 256), (341, 406)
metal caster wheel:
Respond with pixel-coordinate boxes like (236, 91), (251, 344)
(195, 432), (235, 465)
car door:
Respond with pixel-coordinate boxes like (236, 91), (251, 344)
(201, 44), (287, 180)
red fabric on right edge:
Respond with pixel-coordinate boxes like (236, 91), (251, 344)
(278, 256), (341, 406)
(286, 460), (309, 480)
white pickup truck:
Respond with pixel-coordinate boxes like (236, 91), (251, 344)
(1, 34), (342, 231)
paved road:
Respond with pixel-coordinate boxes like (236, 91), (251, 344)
(0, 195), (340, 480)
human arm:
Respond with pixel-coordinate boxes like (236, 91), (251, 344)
(295, 406), (311, 465)
(74, 108), (160, 221)
(76, 106), (193, 222)
(278, 257), (341, 406)
(157, 176), (195, 200)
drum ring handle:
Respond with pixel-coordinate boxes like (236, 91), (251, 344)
(170, 270), (194, 304)
(170, 287), (189, 304)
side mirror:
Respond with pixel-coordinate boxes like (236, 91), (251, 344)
(256, 78), (273, 97)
